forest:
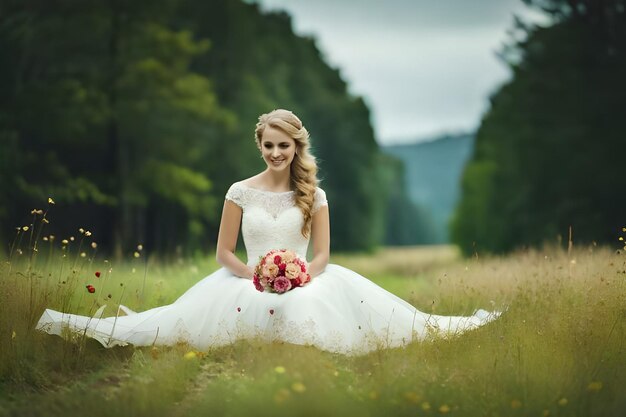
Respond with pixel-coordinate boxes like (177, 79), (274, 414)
(0, 0), (427, 256)
(451, 0), (626, 254)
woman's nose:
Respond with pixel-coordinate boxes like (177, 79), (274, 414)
(272, 148), (281, 157)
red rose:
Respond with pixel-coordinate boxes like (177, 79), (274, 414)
(279, 263), (286, 271)
(95, 271), (101, 278)
(86, 284), (95, 293)
(274, 255), (282, 265)
(300, 264), (306, 272)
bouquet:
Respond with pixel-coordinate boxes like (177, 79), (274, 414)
(253, 249), (311, 293)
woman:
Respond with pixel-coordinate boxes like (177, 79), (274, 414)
(37, 109), (500, 355)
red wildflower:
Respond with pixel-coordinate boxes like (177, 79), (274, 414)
(86, 284), (95, 293)
(95, 271), (101, 278)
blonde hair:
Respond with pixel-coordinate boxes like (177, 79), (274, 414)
(255, 109), (318, 237)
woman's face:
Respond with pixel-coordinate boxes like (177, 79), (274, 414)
(260, 126), (297, 172)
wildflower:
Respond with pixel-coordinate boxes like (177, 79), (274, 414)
(85, 231), (91, 237)
(404, 392), (420, 404)
(86, 285), (96, 293)
(587, 381), (602, 392)
(42, 218), (49, 224)
(80, 252), (86, 258)
(133, 251), (140, 258)
(70, 236), (75, 241)
(511, 399), (522, 408)
(557, 398), (568, 406)
(31, 209), (43, 215)
(132, 268), (136, 273)
(43, 237), (48, 241)
(95, 271), (101, 278)
(22, 226), (29, 231)
(421, 402), (431, 411)
(620, 237), (624, 241)
(183, 351), (197, 360)
(49, 235), (55, 241)
(48, 197), (55, 205)
(62, 239), (69, 245)
(368, 391), (379, 400)
(274, 366), (286, 374)
(16, 249), (22, 255)
(439, 404), (450, 413)
(137, 244), (143, 251)
(291, 382), (306, 393)
(12, 331), (16, 340)
(91, 242), (97, 249)
(623, 227), (626, 232)
(333, 370), (339, 377)
(79, 228), (85, 234)
(273, 388), (291, 404)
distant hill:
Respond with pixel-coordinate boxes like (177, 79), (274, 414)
(383, 133), (475, 243)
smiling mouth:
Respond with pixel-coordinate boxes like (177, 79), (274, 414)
(271, 159), (285, 165)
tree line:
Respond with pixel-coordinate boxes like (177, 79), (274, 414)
(452, 0), (626, 254)
(0, 0), (429, 256)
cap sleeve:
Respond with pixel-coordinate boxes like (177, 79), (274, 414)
(312, 187), (328, 214)
(225, 182), (246, 209)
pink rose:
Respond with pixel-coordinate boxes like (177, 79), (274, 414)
(272, 276), (292, 293)
(299, 272), (310, 284)
(285, 263), (300, 279)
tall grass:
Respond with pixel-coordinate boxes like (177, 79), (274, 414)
(1, 225), (624, 416)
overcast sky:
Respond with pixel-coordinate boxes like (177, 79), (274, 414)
(254, 0), (548, 145)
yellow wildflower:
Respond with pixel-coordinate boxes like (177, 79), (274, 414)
(85, 231), (92, 237)
(619, 237), (624, 241)
(439, 404), (450, 413)
(22, 226), (29, 231)
(48, 197), (55, 205)
(587, 381), (602, 392)
(137, 244), (143, 251)
(291, 382), (306, 393)
(43, 237), (48, 241)
(134, 251), (140, 258)
(273, 388), (290, 404)
(49, 235), (55, 241)
(70, 236), (75, 241)
(91, 242), (98, 249)
(404, 392), (420, 404)
(42, 218), (49, 224)
(79, 228), (85, 234)
(183, 351), (197, 360)
(12, 331), (16, 339)
(421, 402), (431, 411)
(557, 398), (568, 406)
(62, 239), (69, 245)
(274, 366), (286, 374)
(80, 252), (86, 258)
(368, 390), (379, 400)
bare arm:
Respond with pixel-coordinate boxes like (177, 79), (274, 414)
(216, 199), (254, 279)
(308, 204), (330, 277)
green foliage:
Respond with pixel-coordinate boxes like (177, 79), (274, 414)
(0, 0), (420, 253)
(452, 0), (626, 255)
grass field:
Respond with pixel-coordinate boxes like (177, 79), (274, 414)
(0, 240), (624, 416)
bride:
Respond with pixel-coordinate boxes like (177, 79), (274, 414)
(37, 109), (500, 355)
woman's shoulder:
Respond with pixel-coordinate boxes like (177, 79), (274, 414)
(313, 185), (328, 213)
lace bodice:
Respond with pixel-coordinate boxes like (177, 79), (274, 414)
(225, 182), (328, 265)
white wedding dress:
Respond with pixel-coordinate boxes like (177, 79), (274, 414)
(37, 182), (500, 355)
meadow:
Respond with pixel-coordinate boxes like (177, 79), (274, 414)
(0, 230), (624, 416)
